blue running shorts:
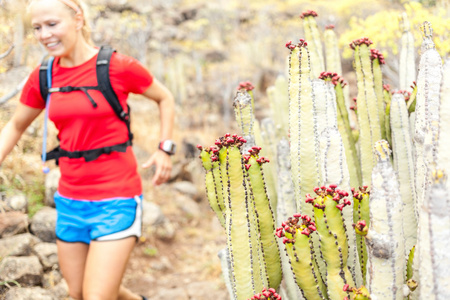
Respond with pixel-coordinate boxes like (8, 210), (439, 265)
(54, 192), (143, 244)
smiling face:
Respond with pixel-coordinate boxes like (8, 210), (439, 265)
(30, 0), (83, 58)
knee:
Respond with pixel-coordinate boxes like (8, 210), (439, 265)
(68, 290), (83, 300)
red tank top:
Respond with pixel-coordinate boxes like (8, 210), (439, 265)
(20, 51), (153, 200)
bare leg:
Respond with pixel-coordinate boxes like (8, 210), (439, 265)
(56, 240), (89, 299)
(82, 237), (141, 300)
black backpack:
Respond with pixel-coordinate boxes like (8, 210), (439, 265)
(39, 45), (133, 163)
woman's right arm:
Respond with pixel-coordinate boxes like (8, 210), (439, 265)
(0, 103), (43, 165)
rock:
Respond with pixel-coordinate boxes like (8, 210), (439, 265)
(0, 233), (41, 258)
(171, 181), (198, 199)
(42, 269), (63, 289)
(0, 211), (28, 238)
(5, 192), (27, 212)
(173, 194), (201, 218)
(44, 168), (60, 207)
(33, 243), (58, 270)
(50, 278), (69, 299)
(30, 207), (57, 243)
(141, 201), (176, 240)
(142, 201), (165, 226)
(3, 286), (57, 300)
(0, 256), (43, 286)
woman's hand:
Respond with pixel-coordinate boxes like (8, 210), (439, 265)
(141, 150), (173, 186)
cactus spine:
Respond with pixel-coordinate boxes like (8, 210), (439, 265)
(350, 38), (382, 186)
(363, 140), (405, 299)
(389, 93), (418, 253)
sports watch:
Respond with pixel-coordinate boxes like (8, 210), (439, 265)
(158, 140), (176, 155)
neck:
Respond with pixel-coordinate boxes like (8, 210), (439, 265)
(59, 39), (97, 67)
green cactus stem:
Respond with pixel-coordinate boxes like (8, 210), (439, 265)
(407, 81), (417, 114)
(324, 25), (342, 75)
(390, 92), (418, 253)
(213, 134), (265, 299)
(198, 145), (226, 228)
(406, 246), (417, 299)
(398, 12), (416, 91)
(350, 37), (382, 186)
(320, 72), (362, 188)
(314, 79), (338, 135)
(286, 40), (322, 216)
(319, 127), (363, 286)
(244, 146), (282, 290)
(418, 169), (450, 300)
(259, 118), (279, 215)
(276, 214), (327, 300)
(300, 10), (325, 78)
(383, 85), (393, 147)
(352, 187), (370, 284)
(362, 140), (405, 299)
(370, 49), (386, 141)
(275, 138), (306, 300)
(249, 287), (282, 300)
(306, 185), (356, 299)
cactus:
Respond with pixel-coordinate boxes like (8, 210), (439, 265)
(399, 12), (416, 91)
(234, 90), (257, 153)
(350, 38), (382, 186)
(199, 145), (226, 228)
(324, 25), (342, 75)
(249, 287), (282, 300)
(305, 185), (355, 299)
(244, 147), (282, 290)
(276, 214), (327, 300)
(320, 72), (361, 188)
(418, 169), (450, 300)
(389, 93), (418, 253)
(275, 138), (305, 300)
(267, 76), (290, 137)
(352, 186), (370, 284)
(286, 40), (321, 215)
(300, 11), (325, 78)
(437, 59), (450, 193)
(360, 140), (405, 299)
(319, 127), (363, 286)
(370, 49), (387, 141)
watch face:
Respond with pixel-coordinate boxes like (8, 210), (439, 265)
(161, 140), (176, 154)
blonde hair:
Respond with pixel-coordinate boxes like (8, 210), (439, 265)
(28, 0), (94, 45)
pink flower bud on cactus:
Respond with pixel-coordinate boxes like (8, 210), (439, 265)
(305, 194), (315, 203)
(301, 228), (311, 236)
(245, 164), (251, 170)
(343, 284), (350, 291)
(336, 203), (345, 211)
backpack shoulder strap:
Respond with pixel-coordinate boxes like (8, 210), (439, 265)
(96, 45), (129, 122)
(39, 56), (52, 102)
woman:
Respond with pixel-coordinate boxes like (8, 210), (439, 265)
(0, 0), (175, 299)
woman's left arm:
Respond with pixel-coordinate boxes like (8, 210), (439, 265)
(140, 78), (175, 186)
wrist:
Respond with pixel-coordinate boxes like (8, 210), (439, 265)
(158, 140), (176, 156)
